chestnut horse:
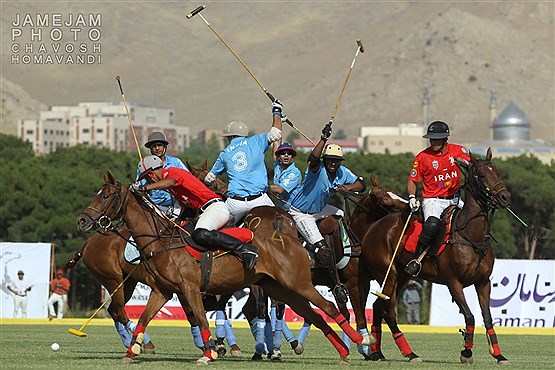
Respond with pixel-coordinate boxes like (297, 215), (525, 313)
(239, 176), (408, 358)
(77, 172), (370, 365)
(66, 163), (235, 355)
(361, 149), (511, 365)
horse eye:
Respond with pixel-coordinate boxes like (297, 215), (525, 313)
(102, 192), (110, 199)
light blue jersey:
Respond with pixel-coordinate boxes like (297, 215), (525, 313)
(210, 134), (270, 198)
(290, 163), (358, 213)
(273, 160), (302, 210)
(136, 155), (188, 207)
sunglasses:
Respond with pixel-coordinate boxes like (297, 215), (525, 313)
(279, 151), (294, 156)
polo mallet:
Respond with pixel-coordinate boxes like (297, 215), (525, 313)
(115, 76), (143, 160)
(371, 211), (413, 300)
(327, 39), (364, 126)
(68, 264), (139, 337)
(186, 5), (315, 145)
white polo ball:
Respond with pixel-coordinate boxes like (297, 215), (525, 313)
(51, 342), (60, 351)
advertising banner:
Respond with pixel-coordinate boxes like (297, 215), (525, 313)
(122, 281), (382, 322)
(430, 259), (555, 327)
(1, 242), (52, 318)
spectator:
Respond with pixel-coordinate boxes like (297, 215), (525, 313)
(403, 280), (423, 324)
(6, 270), (31, 318)
(48, 269), (71, 319)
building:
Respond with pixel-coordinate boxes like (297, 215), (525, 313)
(468, 99), (555, 164)
(359, 123), (426, 154)
(17, 102), (190, 155)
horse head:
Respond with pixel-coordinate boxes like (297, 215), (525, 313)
(77, 171), (127, 232)
(465, 148), (511, 209)
(187, 160), (228, 195)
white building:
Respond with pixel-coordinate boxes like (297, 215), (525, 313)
(359, 123), (426, 155)
(18, 102), (190, 155)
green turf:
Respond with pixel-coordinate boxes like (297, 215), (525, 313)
(0, 325), (552, 368)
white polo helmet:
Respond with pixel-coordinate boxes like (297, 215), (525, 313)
(222, 121), (248, 137)
(137, 155), (163, 180)
(322, 143), (345, 161)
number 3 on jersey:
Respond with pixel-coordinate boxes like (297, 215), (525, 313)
(232, 151), (248, 172)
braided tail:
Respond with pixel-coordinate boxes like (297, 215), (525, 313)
(64, 251), (83, 272)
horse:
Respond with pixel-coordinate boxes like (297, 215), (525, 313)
(239, 176), (408, 359)
(360, 148), (511, 365)
(77, 172), (371, 365)
(66, 163), (240, 356)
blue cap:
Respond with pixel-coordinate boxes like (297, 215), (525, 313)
(275, 143), (297, 157)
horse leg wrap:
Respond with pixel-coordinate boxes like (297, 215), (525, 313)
(128, 325), (145, 356)
(324, 328), (349, 357)
(370, 324), (382, 353)
(392, 331), (413, 357)
(201, 329), (217, 361)
(356, 328), (372, 358)
(486, 328), (502, 357)
(334, 313), (363, 345)
(463, 325), (475, 351)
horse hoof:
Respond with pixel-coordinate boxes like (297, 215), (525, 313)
(121, 356), (134, 365)
(230, 344), (243, 358)
(215, 344), (227, 357)
(460, 349), (474, 364)
(409, 356), (423, 363)
(496, 354), (510, 365)
(338, 355), (350, 365)
(366, 351), (386, 361)
(142, 341), (156, 355)
(270, 349), (282, 361)
(251, 353), (263, 361)
(196, 356), (211, 366)
(292, 341), (304, 355)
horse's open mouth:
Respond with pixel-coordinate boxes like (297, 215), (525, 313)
(76, 214), (95, 232)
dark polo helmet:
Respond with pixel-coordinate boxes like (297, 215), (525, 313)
(423, 120), (450, 139)
(145, 132), (169, 148)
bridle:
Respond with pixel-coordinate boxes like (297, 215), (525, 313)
(465, 159), (507, 210)
(80, 181), (128, 231)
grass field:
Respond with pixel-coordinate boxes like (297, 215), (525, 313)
(0, 320), (553, 369)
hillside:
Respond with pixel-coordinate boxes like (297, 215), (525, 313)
(1, 1), (553, 144)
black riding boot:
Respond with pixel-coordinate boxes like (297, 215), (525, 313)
(404, 216), (440, 277)
(192, 228), (258, 270)
(314, 240), (349, 304)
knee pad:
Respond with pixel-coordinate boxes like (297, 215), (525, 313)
(192, 228), (214, 245)
(420, 216), (440, 244)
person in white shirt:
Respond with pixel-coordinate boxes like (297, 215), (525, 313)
(7, 270), (31, 318)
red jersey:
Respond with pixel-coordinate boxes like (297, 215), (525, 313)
(408, 143), (470, 198)
(50, 277), (70, 295)
(162, 167), (222, 211)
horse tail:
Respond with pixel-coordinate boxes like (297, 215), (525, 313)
(64, 250), (83, 272)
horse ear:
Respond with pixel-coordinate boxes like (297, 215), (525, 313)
(103, 171), (115, 184)
(370, 175), (379, 188)
(486, 147), (492, 161)
(186, 161), (192, 170)
(202, 159), (207, 170)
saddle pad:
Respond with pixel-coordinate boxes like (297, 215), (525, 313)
(403, 214), (454, 256)
(124, 237), (141, 265)
(185, 227), (254, 261)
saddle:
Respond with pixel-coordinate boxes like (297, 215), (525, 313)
(403, 206), (458, 256)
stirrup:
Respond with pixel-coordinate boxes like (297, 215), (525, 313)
(332, 284), (349, 304)
(241, 245), (258, 270)
(404, 259), (422, 277)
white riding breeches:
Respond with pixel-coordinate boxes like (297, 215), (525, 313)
(48, 293), (66, 319)
(422, 197), (460, 221)
(13, 294), (28, 318)
(289, 205), (344, 245)
(226, 193), (274, 225)
(195, 201), (233, 231)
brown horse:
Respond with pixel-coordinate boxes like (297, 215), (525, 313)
(361, 149), (511, 365)
(240, 176), (408, 358)
(66, 162), (237, 356)
(77, 172), (371, 365)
